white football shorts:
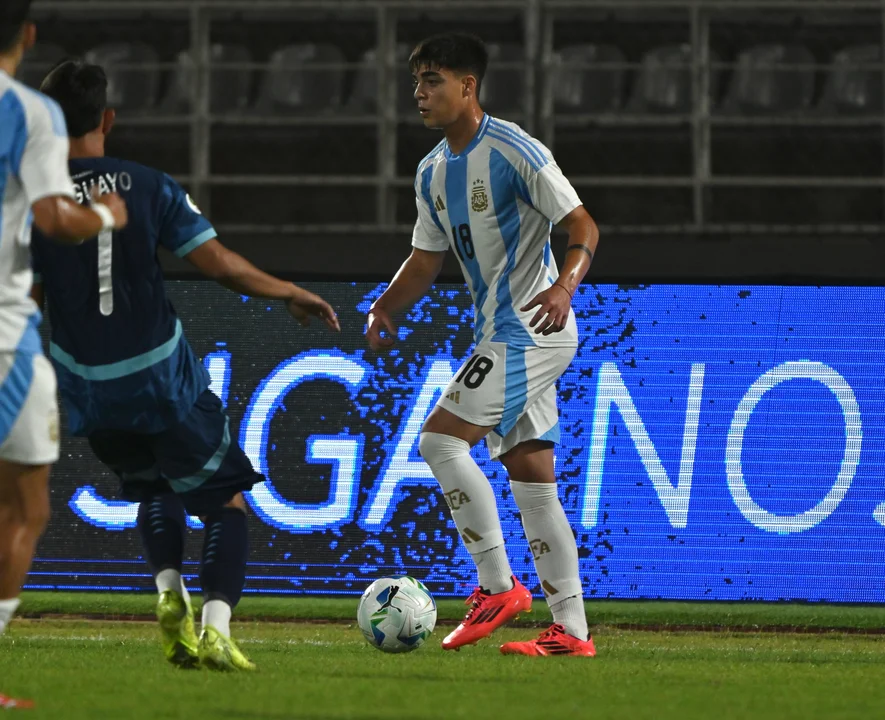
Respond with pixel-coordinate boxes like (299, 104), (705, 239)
(0, 352), (59, 465)
(437, 340), (576, 459)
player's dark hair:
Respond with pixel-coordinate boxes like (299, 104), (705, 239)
(0, 0), (31, 53)
(409, 32), (488, 93)
(39, 59), (107, 138)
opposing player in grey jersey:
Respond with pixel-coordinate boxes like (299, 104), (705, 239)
(366, 33), (599, 656)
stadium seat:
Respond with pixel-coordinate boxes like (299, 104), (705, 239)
(161, 44), (253, 114)
(627, 43), (721, 113)
(256, 44), (346, 114)
(818, 44), (882, 115)
(16, 43), (66, 90)
(347, 44), (415, 116)
(722, 43), (815, 114)
(552, 44), (625, 114)
(480, 43), (525, 115)
(85, 42), (160, 112)
(347, 47), (381, 112)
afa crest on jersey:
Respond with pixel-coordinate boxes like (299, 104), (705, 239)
(471, 179), (489, 212)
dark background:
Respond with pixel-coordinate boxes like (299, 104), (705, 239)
(23, 0), (885, 284)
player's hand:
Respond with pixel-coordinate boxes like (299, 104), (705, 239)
(521, 284), (572, 335)
(285, 290), (340, 331)
(366, 305), (397, 350)
(90, 186), (128, 229)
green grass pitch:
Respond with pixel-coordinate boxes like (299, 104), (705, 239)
(2, 593), (885, 719)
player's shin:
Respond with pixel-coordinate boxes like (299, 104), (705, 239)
(137, 494), (187, 595)
(199, 506), (248, 638)
(138, 494), (199, 666)
(0, 464), (51, 634)
(418, 432), (513, 594)
(510, 480), (588, 640)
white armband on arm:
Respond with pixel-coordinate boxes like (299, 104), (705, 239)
(92, 203), (115, 231)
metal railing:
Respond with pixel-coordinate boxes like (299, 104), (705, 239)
(29, 0), (885, 235)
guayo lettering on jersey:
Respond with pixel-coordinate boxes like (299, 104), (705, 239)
(68, 350), (869, 537)
(71, 171), (132, 204)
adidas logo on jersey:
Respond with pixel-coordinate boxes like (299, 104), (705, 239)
(435, 195), (446, 211)
(445, 391), (461, 404)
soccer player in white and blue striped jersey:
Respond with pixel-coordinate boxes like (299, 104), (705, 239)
(366, 33), (600, 657)
(0, 0), (128, 707)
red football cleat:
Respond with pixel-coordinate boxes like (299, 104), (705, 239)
(500, 623), (597, 657)
(441, 577), (532, 650)
(0, 693), (34, 710)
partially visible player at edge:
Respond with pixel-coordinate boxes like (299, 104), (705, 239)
(31, 59), (339, 672)
(0, 0), (128, 708)
(366, 33), (599, 657)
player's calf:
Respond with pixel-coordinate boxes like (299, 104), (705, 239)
(200, 501), (248, 637)
(136, 494), (200, 666)
(197, 496), (254, 671)
(0, 462), (51, 633)
(504, 443), (590, 643)
(418, 421), (531, 649)
(418, 430), (512, 592)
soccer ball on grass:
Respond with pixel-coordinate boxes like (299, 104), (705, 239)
(357, 576), (437, 653)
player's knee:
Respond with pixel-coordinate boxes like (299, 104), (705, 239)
(500, 441), (556, 484)
(509, 478), (558, 512)
(418, 432), (470, 467)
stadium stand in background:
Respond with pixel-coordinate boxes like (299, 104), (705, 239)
(22, 0), (885, 241)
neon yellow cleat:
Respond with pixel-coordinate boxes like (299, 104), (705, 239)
(198, 626), (256, 672)
(156, 590), (199, 669)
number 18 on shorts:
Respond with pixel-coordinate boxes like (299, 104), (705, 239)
(437, 340), (577, 459)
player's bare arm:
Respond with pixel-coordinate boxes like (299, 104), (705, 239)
(31, 191), (127, 245)
(521, 206), (599, 336)
(366, 248), (446, 351)
(185, 238), (340, 331)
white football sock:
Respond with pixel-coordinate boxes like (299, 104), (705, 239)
(0, 597), (21, 637)
(550, 595), (589, 641)
(155, 568), (184, 596)
(419, 432), (512, 591)
(510, 481), (587, 639)
(202, 599), (231, 638)
(474, 546), (514, 595)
